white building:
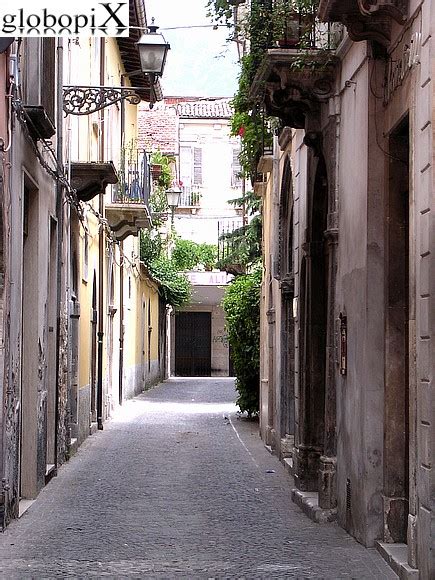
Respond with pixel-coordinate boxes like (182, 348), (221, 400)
(139, 98), (243, 377)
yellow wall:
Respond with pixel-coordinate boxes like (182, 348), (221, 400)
(69, 37), (162, 412)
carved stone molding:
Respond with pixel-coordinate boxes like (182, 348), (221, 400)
(70, 162), (118, 203)
(250, 50), (339, 129)
(280, 275), (295, 299)
(318, 0), (408, 46)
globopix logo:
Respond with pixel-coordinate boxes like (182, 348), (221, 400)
(0, 1), (129, 37)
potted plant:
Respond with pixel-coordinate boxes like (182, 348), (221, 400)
(273, 0), (316, 49)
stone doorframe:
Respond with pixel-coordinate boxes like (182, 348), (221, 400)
(277, 154), (295, 457)
(293, 126), (339, 512)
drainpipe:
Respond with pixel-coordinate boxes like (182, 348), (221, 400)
(97, 38), (105, 430)
(117, 75), (126, 406)
(118, 241), (124, 405)
(54, 38), (64, 465)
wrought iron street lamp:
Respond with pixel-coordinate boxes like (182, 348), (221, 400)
(63, 19), (170, 116)
(166, 186), (181, 227)
(136, 19), (170, 82)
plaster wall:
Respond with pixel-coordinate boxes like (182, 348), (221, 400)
(7, 105), (58, 506)
(330, 43), (396, 546)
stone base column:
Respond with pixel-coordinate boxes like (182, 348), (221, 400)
(280, 434), (294, 459)
(265, 425), (277, 450)
(383, 495), (408, 543)
(293, 444), (322, 491)
(318, 455), (337, 509)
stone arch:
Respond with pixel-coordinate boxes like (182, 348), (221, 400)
(278, 155), (295, 451)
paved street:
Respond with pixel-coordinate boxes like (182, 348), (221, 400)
(0, 378), (396, 579)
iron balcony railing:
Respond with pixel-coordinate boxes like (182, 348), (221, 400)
(273, 16), (344, 51)
(217, 218), (245, 263)
(179, 185), (202, 207)
(112, 148), (151, 206)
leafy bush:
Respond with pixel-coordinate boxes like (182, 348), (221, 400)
(140, 229), (164, 264)
(172, 238), (217, 271)
(140, 231), (191, 308)
(222, 268), (261, 415)
(148, 256), (192, 308)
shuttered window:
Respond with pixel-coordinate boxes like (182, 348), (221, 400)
(231, 148), (242, 188)
(193, 147), (202, 185)
(42, 38), (56, 125)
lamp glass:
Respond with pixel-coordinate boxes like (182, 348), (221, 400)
(137, 34), (170, 76)
(166, 187), (181, 208)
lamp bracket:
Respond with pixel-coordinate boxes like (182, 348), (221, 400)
(63, 86), (142, 116)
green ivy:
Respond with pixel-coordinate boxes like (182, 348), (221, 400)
(148, 256), (192, 308)
(222, 268), (261, 415)
(172, 238), (218, 271)
(140, 230), (192, 308)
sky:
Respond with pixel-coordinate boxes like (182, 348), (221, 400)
(144, 0), (240, 98)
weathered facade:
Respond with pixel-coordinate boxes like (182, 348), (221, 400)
(253, 1), (433, 577)
(0, 0), (167, 530)
(0, 37), (67, 527)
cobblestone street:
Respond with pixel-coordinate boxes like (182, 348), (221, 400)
(0, 378), (396, 579)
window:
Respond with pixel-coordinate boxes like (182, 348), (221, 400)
(231, 148), (242, 188)
(180, 146), (203, 187)
(193, 147), (202, 186)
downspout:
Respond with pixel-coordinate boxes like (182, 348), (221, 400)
(118, 76), (125, 406)
(118, 241), (124, 405)
(54, 38), (64, 466)
(97, 38), (105, 430)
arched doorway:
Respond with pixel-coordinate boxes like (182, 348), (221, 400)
(295, 152), (329, 492)
(278, 157), (295, 453)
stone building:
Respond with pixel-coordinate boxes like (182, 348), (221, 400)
(0, 0), (167, 529)
(246, 0), (433, 577)
(0, 36), (67, 527)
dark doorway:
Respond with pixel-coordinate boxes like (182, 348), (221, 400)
(384, 114), (410, 542)
(175, 312), (211, 376)
(295, 152), (328, 491)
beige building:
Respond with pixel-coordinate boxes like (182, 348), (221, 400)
(65, 29), (164, 445)
(248, 0), (433, 577)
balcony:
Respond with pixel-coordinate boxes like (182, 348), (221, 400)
(70, 161), (118, 203)
(250, 19), (343, 129)
(318, 0), (407, 46)
(106, 149), (152, 241)
(178, 185), (202, 210)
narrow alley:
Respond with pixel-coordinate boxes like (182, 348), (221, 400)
(0, 379), (396, 579)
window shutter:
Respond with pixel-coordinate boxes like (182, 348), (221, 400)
(232, 148), (242, 187)
(42, 38), (56, 125)
(193, 147), (202, 185)
(180, 146), (192, 186)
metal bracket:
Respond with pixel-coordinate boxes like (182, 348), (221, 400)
(63, 86), (142, 116)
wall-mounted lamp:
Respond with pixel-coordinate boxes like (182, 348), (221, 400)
(63, 19), (170, 116)
(137, 18), (170, 82)
(166, 186), (181, 227)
